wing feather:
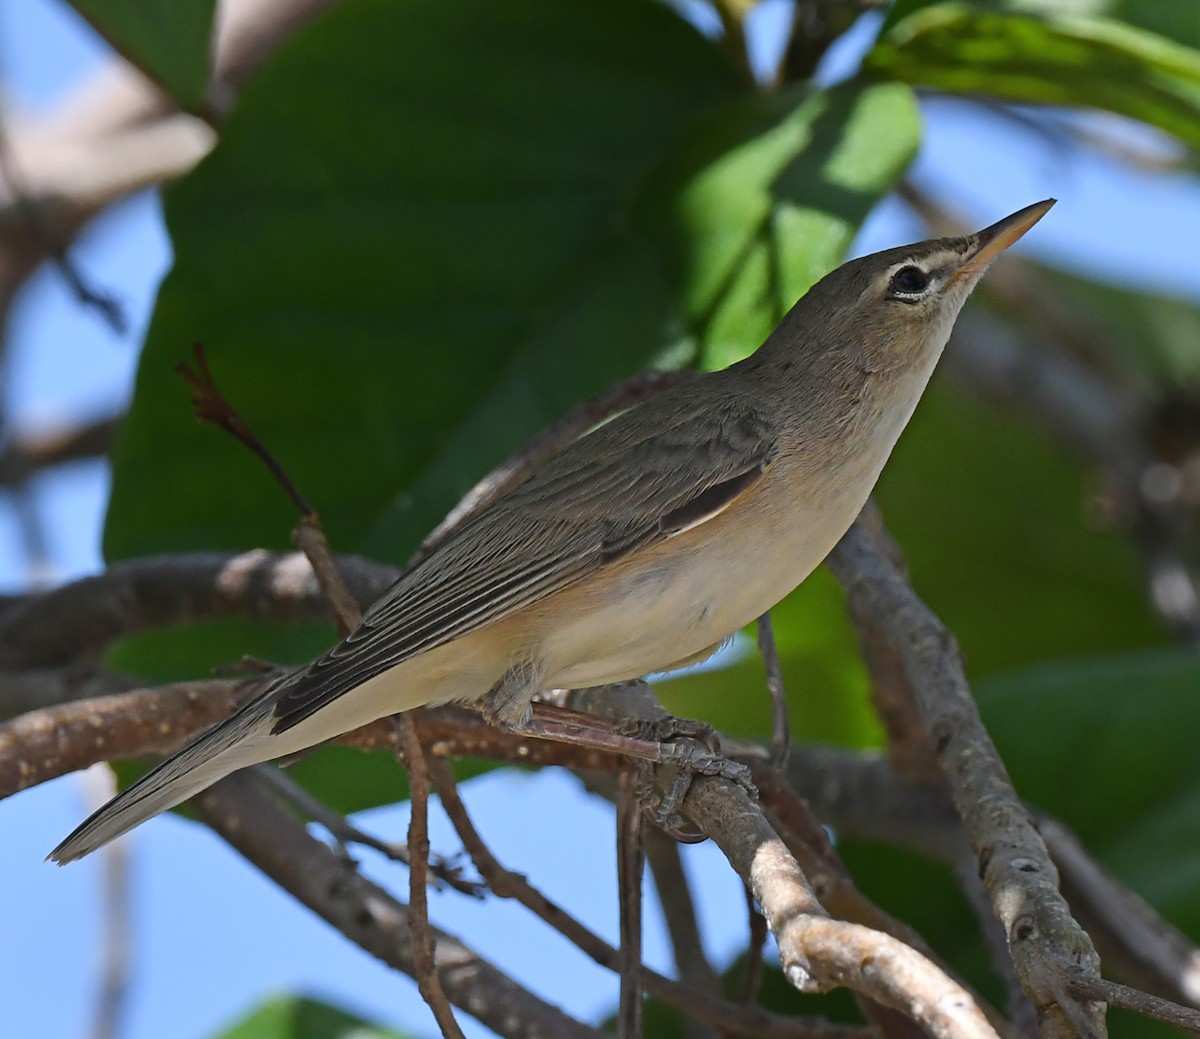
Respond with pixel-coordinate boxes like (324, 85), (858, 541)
(271, 386), (776, 733)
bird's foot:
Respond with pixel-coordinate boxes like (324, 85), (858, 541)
(506, 693), (757, 842)
(634, 729), (756, 843)
(624, 715), (721, 754)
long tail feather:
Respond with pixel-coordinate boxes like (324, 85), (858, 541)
(48, 692), (279, 864)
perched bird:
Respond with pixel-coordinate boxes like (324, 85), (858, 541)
(51, 200), (1053, 864)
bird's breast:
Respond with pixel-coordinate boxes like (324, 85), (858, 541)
(536, 449), (878, 690)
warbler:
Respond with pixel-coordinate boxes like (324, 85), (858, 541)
(51, 199), (1053, 863)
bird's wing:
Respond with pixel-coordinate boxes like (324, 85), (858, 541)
(271, 392), (776, 733)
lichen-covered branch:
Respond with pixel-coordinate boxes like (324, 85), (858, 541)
(827, 511), (1105, 1039)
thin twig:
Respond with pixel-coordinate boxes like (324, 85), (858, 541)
(643, 827), (721, 1015)
(739, 885), (768, 1008)
(399, 715), (466, 1039)
(176, 345), (368, 642)
(176, 343), (315, 516)
(175, 348), (471, 1036)
(292, 519), (361, 636)
(618, 769), (646, 1039)
(1068, 977), (1200, 1036)
(251, 764), (480, 896)
(756, 611), (791, 775)
(192, 768), (603, 1039)
(428, 754), (852, 1039)
(1044, 818), (1200, 1009)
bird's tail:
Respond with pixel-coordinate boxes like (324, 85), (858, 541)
(48, 690), (281, 864)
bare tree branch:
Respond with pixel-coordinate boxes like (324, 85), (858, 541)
(0, 550), (398, 671)
(684, 772), (997, 1039)
(1068, 977), (1200, 1036)
(0, 679), (253, 797)
(192, 769), (604, 1039)
(756, 611), (791, 774)
(579, 682), (997, 1039)
(826, 507), (1105, 1039)
(0, 413), (120, 488)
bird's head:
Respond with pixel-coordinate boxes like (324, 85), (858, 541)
(765, 199), (1055, 379)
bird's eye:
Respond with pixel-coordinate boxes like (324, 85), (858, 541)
(889, 265), (929, 299)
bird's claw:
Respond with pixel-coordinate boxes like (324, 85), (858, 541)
(628, 715), (722, 755)
(634, 730), (757, 843)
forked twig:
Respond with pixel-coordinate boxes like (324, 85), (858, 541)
(252, 764), (480, 896)
(174, 348), (465, 1030)
(427, 755), (853, 1039)
(176, 343), (315, 516)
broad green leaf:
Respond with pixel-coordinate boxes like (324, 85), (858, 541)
(365, 78), (920, 556)
(885, 0), (1200, 50)
(68, 0), (216, 112)
(213, 995), (411, 1039)
(1019, 264), (1200, 390)
(877, 379), (1163, 673)
(978, 648), (1200, 934)
(867, 3), (1200, 154)
(106, 0), (738, 566)
(643, 80), (921, 371)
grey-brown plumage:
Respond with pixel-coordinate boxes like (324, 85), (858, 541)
(51, 200), (1054, 864)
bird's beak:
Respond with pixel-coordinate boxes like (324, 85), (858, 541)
(950, 198), (1056, 287)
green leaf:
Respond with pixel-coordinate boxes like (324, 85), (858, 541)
(977, 648), (1200, 934)
(1017, 264), (1200, 390)
(867, 3), (1200, 154)
(106, 0), (741, 568)
(644, 80), (921, 371)
(365, 78), (920, 556)
(68, 0), (216, 112)
(885, 0), (1200, 50)
(212, 995), (412, 1039)
(877, 379), (1163, 673)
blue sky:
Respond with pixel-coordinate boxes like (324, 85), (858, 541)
(2, 3), (1198, 1039)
